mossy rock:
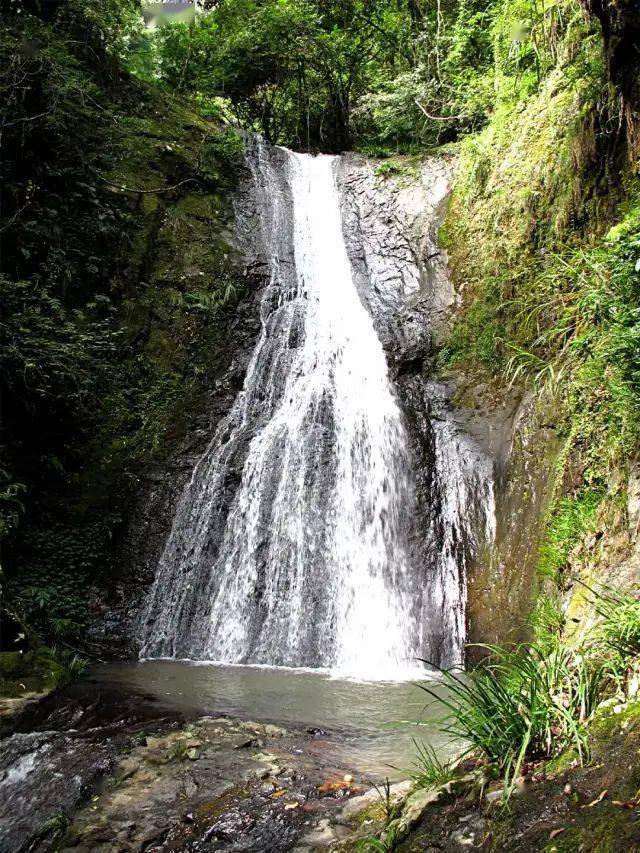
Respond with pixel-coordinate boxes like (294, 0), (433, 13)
(0, 651), (30, 677)
(176, 193), (219, 219)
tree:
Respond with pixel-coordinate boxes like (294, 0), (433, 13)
(146, 0), (410, 151)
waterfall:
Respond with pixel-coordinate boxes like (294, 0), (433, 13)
(139, 142), (493, 678)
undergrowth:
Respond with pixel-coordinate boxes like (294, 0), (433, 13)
(0, 5), (246, 642)
(410, 741), (456, 789)
(441, 1), (640, 595)
(419, 589), (640, 801)
(593, 585), (640, 663)
(37, 646), (88, 687)
(422, 641), (609, 797)
(537, 488), (603, 584)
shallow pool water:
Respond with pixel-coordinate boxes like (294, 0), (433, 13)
(88, 659), (453, 778)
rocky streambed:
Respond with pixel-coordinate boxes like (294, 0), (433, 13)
(0, 687), (363, 852)
(0, 661), (453, 852)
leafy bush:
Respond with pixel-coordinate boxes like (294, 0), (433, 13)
(137, 0), (412, 152)
(39, 810), (70, 846)
(418, 583), (640, 799)
(36, 646), (88, 687)
(374, 161), (405, 178)
(530, 595), (565, 653)
(128, 0), (579, 152)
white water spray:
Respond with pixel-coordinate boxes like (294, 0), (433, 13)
(139, 143), (493, 678)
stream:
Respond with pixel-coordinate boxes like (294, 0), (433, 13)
(0, 662), (453, 852)
(85, 660), (452, 777)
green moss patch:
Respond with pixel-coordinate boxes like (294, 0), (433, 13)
(440, 2), (640, 611)
(1, 9), (247, 644)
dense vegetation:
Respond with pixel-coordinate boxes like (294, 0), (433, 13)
(2, 2), (640, 842)
(124, 0), (571, 153)
(1, 0), (247, 644)
(440, 1), (640, 615)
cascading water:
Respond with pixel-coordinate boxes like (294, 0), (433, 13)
(139, 141), (494, 678)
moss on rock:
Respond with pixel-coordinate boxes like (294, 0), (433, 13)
(0, 9), (248, 646)
(440, 0), (640, 636)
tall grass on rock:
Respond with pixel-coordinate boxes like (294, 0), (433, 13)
(421, 641), (609, 796)
(593, 585), (640, 663)
(410, 740), (456, 789)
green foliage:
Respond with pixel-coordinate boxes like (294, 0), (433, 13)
(0, 277), (119, 408)
(170, 739), (191, 762)
(420, 582), (640, 801)
(36, 646), (88, 687)
(538, 489), (603, 583)
(0, 469), (25, 539)
(203, 128), (246, 170)
(356, 824), (402, 853)
(39, 810), (70, 844)
(438, 295), (506, 369)
(139, 0), (586, 153)
(0, 4), (246, 643)
(371, 776), (396, 824)
(358, 777), (402, 852)
(374, 160), (405, 178)
(6, 523), (107, 635)
(422, 640), (609, 797)
(135, 0), (411, 151)
(410, 740), (456, 788)
(357, 0), (497, 150)
(594, 586), (640, 663)
(530, 595), (565, 652)
(440, 2), (638, 586)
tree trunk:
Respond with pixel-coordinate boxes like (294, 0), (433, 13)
(580, 0), (640, 163)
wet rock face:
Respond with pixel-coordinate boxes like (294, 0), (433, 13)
(337, 155), (455, 370)
(444, 375), (564, 650)
(95, 146), (500, 664)
(136, 144), (465, 671)
(57, 716), (364, 853)
(0, 730), (115, 851)
(338, 155), (497, 662)
(337, 154), (565, 651)
(87, 150), (273, 659)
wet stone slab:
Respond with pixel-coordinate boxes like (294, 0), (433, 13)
(0, 729), (117, 852)
(57, 718), (366, 852)
(0, 685), (370, 853)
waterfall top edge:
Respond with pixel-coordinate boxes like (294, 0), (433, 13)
(274, 145), (338, 162)
(250, 136), (339, 162)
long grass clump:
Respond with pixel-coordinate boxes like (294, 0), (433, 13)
(593, 585), (640, 661)
(420, 640), (610, 796)
(416, 585), (640, 799)
(409, 740), (456, 788)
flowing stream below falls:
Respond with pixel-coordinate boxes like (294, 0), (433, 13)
(0, 661), (455, 852)
(86, 659), (452, 776)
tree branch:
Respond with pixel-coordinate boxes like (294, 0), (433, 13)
(414, 99), (464, 121)
(92, 172), (198, 195)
